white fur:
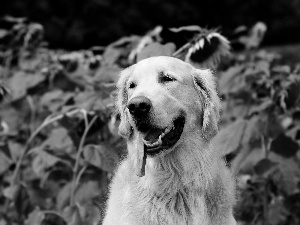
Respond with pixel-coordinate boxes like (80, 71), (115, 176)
(103, 56), (236, 225)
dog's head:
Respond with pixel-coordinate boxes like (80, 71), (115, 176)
(116, 56), (220, 176)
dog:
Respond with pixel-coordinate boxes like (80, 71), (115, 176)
(103, 56), (236, 225)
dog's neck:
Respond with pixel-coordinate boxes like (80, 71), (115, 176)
(137, 133), (217, 195)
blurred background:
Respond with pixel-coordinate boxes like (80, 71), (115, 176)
(0, 1), (300, 225)
(0, 0), (300, 48)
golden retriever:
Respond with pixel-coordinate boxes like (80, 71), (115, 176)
(103, 56), (236, 225)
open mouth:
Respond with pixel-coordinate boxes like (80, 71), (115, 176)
(141, 116), (185, 156)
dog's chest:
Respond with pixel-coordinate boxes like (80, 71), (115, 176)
(124, 187), (209, 224)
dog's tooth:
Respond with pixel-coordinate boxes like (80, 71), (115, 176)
(187, 47), (194, 56)
(147, 142), (154, 147)
(192, 45), (198, 53)
(194, 42), (200, 50)
(142, 139), (151, 145)
(164, 125), (172, 134)
(207, 33), (214, 40)
(199, 38), (204, 48)
(157, 135), (163, 145)
(146, 139), (159, 147)
(142, 139), (147, 145)
(150, 142), (157, 147)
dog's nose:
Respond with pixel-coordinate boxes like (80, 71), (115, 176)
(127, 96), (152, 117)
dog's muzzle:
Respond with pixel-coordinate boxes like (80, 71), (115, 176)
(127, 96), (185, 156)
(126, 96), (185, 177)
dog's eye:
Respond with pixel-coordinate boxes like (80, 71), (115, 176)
(128, 82), (136, 89)
(160, 74), (176, 83)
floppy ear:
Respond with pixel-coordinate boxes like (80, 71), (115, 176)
(116, 65), (135, 138)
(191, 69), (221, 140)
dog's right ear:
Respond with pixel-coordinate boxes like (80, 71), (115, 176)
(116, 65), (135, 138)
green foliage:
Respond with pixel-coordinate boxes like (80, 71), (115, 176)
(0, 19), (299, 225)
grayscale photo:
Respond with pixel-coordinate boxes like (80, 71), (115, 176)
(0, 1), (299, 225)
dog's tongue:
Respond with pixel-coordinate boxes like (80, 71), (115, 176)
(135, 133), (147, 177)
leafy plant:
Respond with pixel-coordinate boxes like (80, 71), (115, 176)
(0, 16), (299, 225)
(215, 50), (300, 224)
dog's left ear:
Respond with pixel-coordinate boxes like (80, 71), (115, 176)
(192, 69), (221, 140)
(116, 65), (135, 138)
